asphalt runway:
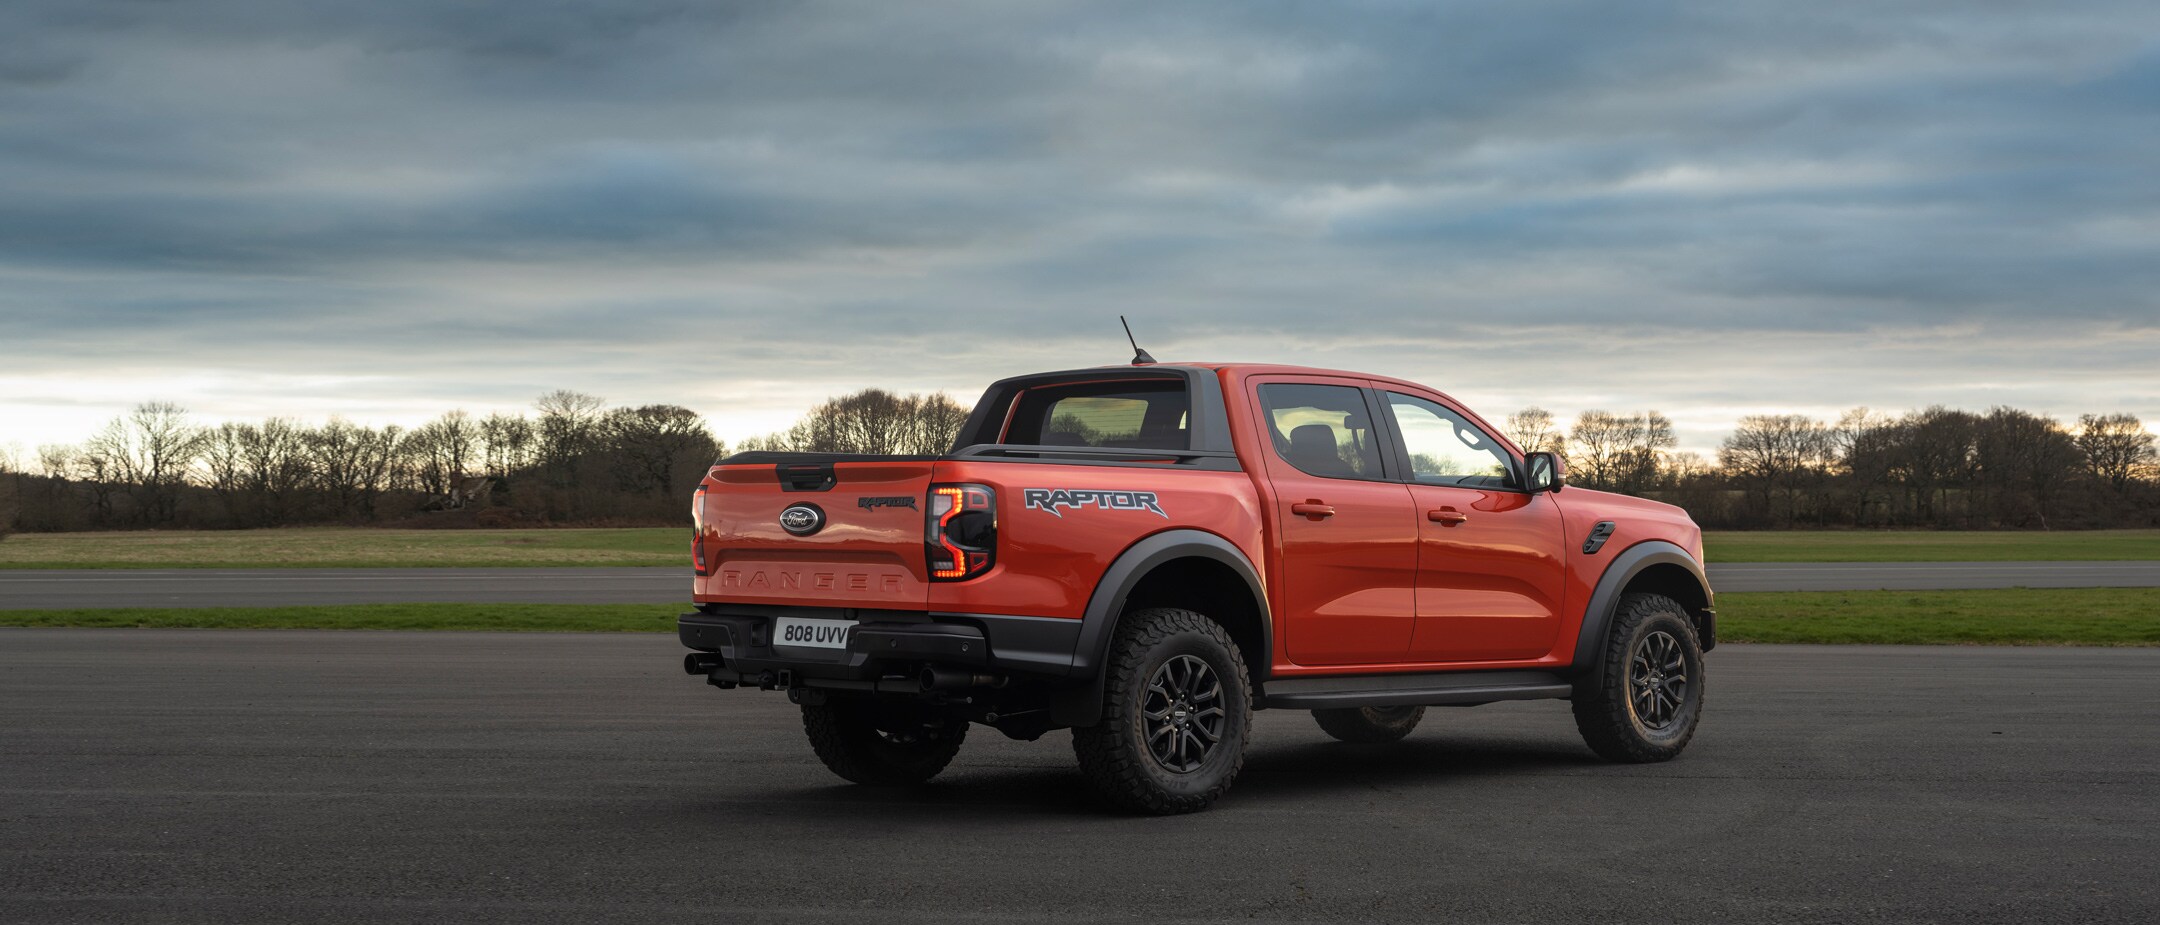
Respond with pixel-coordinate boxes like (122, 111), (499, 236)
(4, 560), (2159, 610)
(2, 630), (2155, 924)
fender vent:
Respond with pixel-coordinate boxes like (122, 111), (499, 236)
(1582, 521), (1616, 555)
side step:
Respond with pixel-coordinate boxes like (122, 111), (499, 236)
(1262, 670), (1573, 710)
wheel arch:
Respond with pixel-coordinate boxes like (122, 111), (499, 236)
(1052, 530), (1272, 726)
(1572, 540), (1716, 688)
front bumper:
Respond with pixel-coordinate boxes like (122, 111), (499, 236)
(679, 605), (1084, 690)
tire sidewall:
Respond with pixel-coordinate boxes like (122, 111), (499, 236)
(1117, 628), (1249, 799)
(1611, 608), (1704, 749)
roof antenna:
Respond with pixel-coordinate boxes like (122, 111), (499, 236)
(1121, 315), (1157, 365)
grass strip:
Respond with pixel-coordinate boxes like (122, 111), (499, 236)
(1715, 587), (2160, 645)
(1703, 529), (2160, 563)
(4, 588), (2157, 645)
(0, 603), (684, 632)
(0, 527), (685, 569)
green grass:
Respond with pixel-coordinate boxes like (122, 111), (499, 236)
(0, 527), (685, 569)
(1704, 529), (2160, 562)
(1716, 588), (2160, 645)
(0, 603), (683, 631)
(6, 589), (2156, 645)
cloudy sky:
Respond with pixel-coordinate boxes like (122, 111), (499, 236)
(3, 0), (2156, 458)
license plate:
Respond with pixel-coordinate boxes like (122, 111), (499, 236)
(773, 617), (855, 650)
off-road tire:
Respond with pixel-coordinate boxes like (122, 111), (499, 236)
(1313, 705), (1426, 743)
(801, 698), (967, 785)
(1572, 592), (1704, 763)
(1072, 607), (1253, 815)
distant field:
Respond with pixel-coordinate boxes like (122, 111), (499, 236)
(0, 528), (682, 569)
(2, 526), (2155, 569)
(7, 588), (2156, 646)
(1715, 588), (2160, 645)
(1704, 529), (2160, 562)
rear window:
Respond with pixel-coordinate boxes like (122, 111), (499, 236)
(1004, 380), (1190, 449)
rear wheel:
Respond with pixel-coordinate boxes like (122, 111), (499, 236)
(801, 698), (967, 785)
(1313, 705), (1426, 743)
(1072, 607), (1252, 815)
(1572, 593), (1704, 763)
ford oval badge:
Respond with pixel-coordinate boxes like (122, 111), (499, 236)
(779, 502), (826, 537)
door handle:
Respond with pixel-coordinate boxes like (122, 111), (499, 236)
(1428, 508), (1469, 526)
(1291, 501), (1336, 519)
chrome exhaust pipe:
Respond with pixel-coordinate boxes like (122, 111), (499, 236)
(683, 653), (724, 675)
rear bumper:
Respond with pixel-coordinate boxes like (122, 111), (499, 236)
(679, 605), (1085, 689)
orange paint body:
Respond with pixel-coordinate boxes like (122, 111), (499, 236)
(692, 363), (1705, 679)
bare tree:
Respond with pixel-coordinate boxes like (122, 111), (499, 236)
(1974, 408), (2081, 528)
(2076, 413), (2157, 492)
(310, 419), (400, 519)
(84, 402), (207, 525)
(1566, 411), (1632, 490)
(605, 405), (718, 495)
(402, 412), (479, 498)
(478, 413), (537, 479)
(1720, 414), (1830, 526)
(903, 393), (971, 455)
(1568, 410), (1674, 493)
(1899, 407), (1979, 524)
(1504, 407), (1565, 455)
(535, 390), (607, 485)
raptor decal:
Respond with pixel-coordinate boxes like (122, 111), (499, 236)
(1022, 488), (1168, 519)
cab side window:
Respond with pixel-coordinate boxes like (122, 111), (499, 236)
(1384, 392), (1517, 489)
(1257, 384), (1384, 479)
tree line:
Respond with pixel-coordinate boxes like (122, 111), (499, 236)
(1501, 406), (2158, 529)
(2, 390), (2154, 532)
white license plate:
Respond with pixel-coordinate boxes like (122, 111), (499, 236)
(773, 617), (855, 650)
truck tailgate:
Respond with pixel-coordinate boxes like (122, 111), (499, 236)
(695, 459), (936, 610)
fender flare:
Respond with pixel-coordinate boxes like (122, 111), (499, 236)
(1571, 540), (1713, 688)
(1069, 529), (1272, 681)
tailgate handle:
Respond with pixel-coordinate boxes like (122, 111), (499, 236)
(777, 463), (837, 492)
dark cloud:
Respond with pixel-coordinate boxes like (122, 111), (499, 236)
(2, 0), (2156, 450)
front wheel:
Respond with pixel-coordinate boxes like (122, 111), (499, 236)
(1572, 593), (1705, 762)
(801, 698), (967, 785)
(1072, 607), (1253, 815)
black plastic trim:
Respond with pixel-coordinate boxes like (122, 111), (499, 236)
(715, 452), (941, 466)
(1582, 521), (1616, 554)
(934, 612), (1087, 675)
(1570, 540), (1713, 687)
(1072, 529), (1272, 682)
(1263, 669), (1572, 709)
(679, 606), (1086, 683)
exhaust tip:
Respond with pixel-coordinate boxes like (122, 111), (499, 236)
(683, 653), (723, 675)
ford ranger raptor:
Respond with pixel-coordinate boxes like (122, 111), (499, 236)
(681, 362), (1714, 814)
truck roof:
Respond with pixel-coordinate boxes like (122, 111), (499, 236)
(1098, 362), (1465, 403)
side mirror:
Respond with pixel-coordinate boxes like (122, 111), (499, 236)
(1524, 451), (1567, 493)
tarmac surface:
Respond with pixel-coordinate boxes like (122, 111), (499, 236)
(5, 560), (2160, 609)
(2, 629), (2155, 924)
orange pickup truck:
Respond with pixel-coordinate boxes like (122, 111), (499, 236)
(683, 361), (1714, 813)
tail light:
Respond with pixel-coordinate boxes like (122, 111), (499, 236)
(691, 485), (709, 575)
(926, 483), (997, 581)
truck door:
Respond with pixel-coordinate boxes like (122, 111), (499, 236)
(1377, 390), (1567, 662)
(1249, 379), (1419, 666)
